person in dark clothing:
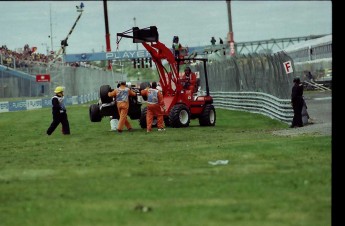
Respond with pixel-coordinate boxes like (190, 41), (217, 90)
(290, 78), (304, 128)
(306, 71), (314, 82)
(47, 86), (70, 135)
(210, 37), (216, 45)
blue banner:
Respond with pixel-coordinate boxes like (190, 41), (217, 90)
(42, 98), (52, 108)
(64, 50), (152, 63)
(0, 93), (99, 114)
(0, 101), (9, 113)
(26, 99), (42, 110)
(64, 46), (206, 63)
(9, 101), (27, 111)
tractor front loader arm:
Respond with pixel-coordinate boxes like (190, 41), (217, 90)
(116, 26), (181, 96)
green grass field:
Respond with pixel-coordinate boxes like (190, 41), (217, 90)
(0, 104), (331, 226)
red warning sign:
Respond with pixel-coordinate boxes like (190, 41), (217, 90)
(36, 74), (50, 82)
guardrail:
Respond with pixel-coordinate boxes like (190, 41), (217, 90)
(303, 80), (331, 91)
(0, 64), (36, 81)
(1, 90), (294, 125)
(211, 91), (293, 124)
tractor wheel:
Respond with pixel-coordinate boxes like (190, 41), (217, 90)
(139, 107), (148, 128)
(100, 85), (113, 103)
(140, 81), (151, 90)
(169, 104), (190, 128)
(89, 104), (102, 122)
(139, 106), (157, 129)
(199, 104), (216, 126)
(128, 95), (142, 120)
(164, 116), (171, 127)
(139, 82), (150, 101)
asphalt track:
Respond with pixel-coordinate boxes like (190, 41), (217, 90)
(272, 90), (332, 136)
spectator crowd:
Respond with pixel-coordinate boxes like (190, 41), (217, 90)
(0, 44), (54, 68)
(1, 44), (104, 70)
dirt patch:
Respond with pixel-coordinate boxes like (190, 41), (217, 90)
(272, 121), (332, 137)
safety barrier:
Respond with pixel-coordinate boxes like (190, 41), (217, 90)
(211, 91), (293, 124)
(1, 90), (293, 125)
(0, 92), (98, 113)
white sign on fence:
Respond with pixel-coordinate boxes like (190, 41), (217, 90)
(283, 61), (293, 74)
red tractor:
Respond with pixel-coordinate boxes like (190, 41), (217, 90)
(89, 26), (216, 128)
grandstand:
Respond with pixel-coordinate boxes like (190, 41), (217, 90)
(283, 34), (332, 85)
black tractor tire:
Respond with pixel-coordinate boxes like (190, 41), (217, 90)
(169, 104), (190, 128)
(100, 85), (113, 104)
(139, 82), (150, 101)
(139, 106), (157, 129)
(199, 104), (216, 126)
(89, 104), (102, 122)
(139, 107), (148, 128)
(128, 95), (142, 120)
(140, 81), (151, 90)
(113, 104), (120, 119)
(164, 116), (171, 127)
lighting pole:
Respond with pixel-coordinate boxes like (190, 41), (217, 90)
(133, 17), (138, 51)
(103, 0), (112, 70)
(226, 0), (235, 56)
(49, 4), (54, 52)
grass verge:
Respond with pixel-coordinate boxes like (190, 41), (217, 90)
(0, 104), (331, 226)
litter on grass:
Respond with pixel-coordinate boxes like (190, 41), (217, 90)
(208, 160), (229, 165)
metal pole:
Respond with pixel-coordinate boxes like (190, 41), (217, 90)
(50, 9), (83, 64)
(134, 17), (138, 51)
(50, 4), (54, 52)
(103, 0), (112, 70)
(226, 0), (235, 56)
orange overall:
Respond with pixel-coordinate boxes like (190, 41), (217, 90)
(180, 72), (197, 92)
(141, 88), (165, 132)
(108, 85), (137, 132)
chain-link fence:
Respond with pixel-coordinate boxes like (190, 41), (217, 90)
(1, 51), (295, 99)
(0, 61), (125, 98)
(194, 51), (294, 99)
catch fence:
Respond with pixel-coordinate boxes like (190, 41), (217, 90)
(1, 52), (297, 123)
(193, 51), (294, 99)
(0, 60), (125, 98)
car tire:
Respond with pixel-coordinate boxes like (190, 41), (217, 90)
(100, 85), (113, 103)
(89, 104), (102, 122)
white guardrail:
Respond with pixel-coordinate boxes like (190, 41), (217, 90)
(1, 91), (293, 124)
(211, 91), (293, 124)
